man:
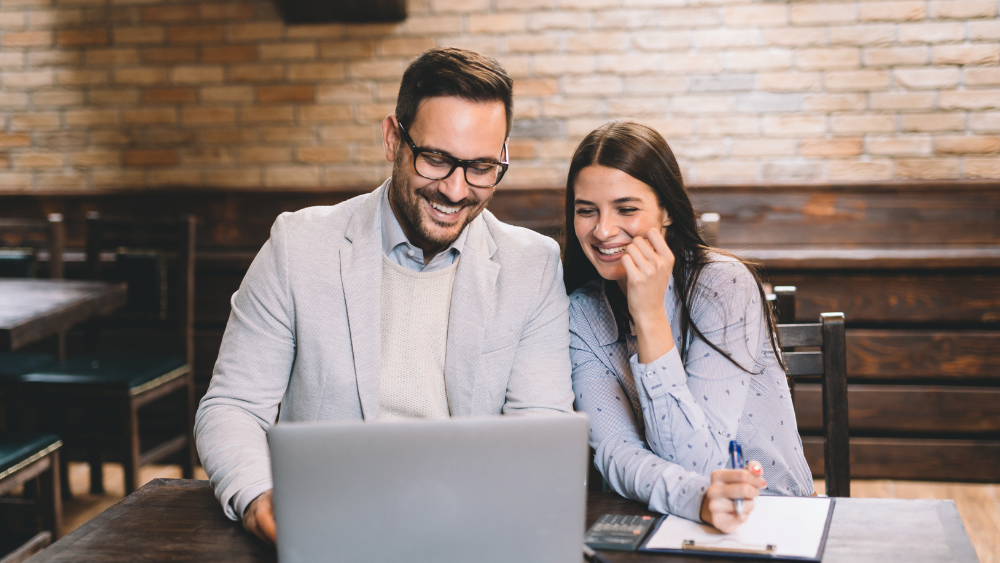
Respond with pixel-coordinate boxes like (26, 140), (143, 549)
(195, 47), (575, 545)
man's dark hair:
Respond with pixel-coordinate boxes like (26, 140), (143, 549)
(395, 47), (514, 137)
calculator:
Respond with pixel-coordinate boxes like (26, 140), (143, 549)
(584, 514), (658, 551)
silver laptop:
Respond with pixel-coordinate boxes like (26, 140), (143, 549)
(268, 414), (590, 563)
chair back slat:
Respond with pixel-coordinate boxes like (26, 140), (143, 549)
(0, 214), (64, 279)
(777, 324), (822, 348)
(784, 351), (824, 376)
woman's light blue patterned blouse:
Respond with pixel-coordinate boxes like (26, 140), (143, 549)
(569, 254), (814, 522)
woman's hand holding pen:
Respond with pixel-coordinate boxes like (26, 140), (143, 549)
(621, 227), (675, 364)
(700, 461), (766, 534)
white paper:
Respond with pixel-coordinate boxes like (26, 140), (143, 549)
(643, 496), (833, 559)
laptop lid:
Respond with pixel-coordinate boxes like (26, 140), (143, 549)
(268, 415), (589, 563)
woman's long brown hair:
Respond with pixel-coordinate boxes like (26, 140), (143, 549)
(563, 120), (784, 373)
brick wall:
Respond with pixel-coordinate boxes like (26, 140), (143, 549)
(0, 0), (997, 192)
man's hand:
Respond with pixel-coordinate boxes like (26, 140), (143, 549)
(699, 461), (766, 534)
(243, 490), (277, 545)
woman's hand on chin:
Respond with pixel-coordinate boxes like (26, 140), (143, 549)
(699, 461), (767, 534)
(622, 227), (674, 324)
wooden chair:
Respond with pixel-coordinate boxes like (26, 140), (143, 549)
(18, 214), (197, 496)
(777, 313), (850, 497)
(0, 214), (64, 281)
(0, 432), (61, 562)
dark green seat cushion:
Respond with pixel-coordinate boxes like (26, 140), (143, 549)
(0, 432), (61, 479)
(19, 353), (187, 391)
(0, 353), (58, 381)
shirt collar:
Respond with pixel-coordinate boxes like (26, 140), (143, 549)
(380, 181), (469, 260)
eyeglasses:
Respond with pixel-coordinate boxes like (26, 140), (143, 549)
(397, 122), (509, 189)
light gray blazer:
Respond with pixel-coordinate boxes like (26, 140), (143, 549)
(195, 181), (575, 519)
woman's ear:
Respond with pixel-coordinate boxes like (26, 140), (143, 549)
(661, 209), (673, 228)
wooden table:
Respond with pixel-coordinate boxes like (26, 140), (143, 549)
(0, 279), (127, 351)
(30, 479), (978, 563)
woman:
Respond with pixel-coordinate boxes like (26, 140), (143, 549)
(565, 121), (813, 533)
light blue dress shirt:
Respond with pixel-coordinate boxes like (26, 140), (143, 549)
(569, 254), (814, 522)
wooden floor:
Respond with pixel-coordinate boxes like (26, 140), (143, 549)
(58, 464), (998, 562)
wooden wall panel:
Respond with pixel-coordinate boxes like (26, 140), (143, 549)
(803, 437), (1000, 482)
(794, 384), (1000, 434)
(846, 330), (1000, 380)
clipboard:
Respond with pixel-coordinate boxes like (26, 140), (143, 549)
(638, 496), (836, 561)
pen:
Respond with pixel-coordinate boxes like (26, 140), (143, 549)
(583, 544), (612, 563)
(729, 440), (743, 517)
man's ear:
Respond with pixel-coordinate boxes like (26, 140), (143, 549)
(381, 115), (400, 163)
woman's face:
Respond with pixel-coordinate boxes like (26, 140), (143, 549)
(572, 165), (671, 282)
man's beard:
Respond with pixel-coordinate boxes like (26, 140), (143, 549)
(389, 161), (493, 254)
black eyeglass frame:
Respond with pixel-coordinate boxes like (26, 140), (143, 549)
(397, 122), (509, 188)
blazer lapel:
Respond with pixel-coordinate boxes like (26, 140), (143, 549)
(341, 180), (389, 420)
(445, 216), (499, 417)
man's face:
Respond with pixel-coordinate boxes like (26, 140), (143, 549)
(381, 96), (507, 258)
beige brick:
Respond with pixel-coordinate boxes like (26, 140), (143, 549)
(265, 165), (321, 187)
(71, 150), (121, 166)
(340, 22), (402, 39)
(13, 151), (62, 168)
(828, 159), (893, 181)
(940, 90), (1000, 110)
(0, 173), (33, 190)
(965, 157), (1000, 178)
(115, 67), (169, 85)
(533, 140), (575, 160)
(317, 83), (373, 102)
(761, 27), (825, 47)
(800, 138), (864, 156)
(732, 139), (797, 157)
(514, 78), (558, 97)
(261, 127), (316, 143)
(933, 44), (1000, 66)
(30, 8), (82, 26)
(430, 0), (490, 13)
(0, 12), (25, 28)
(625, 76), (691, 95)
(468, 14), (525, 34)
(91, 170), (142, 189)
(829, 24), (895, 46)
(803, 94), (869, 112)
(901, 112), (966, 132)
(496, 0), (555, 9)
(791, 2), (857, 24)
(286, 63), (343, 82)
(181, 147), (234, 165)
(320, 40), (376, 59)
(441, 36), (500, 56)
(863, 46), (929, 67)
(319, 124), (380, 141)
(182, 107), (235, 124)
(495, 54), (530, 77)
(564, 75), (623, 96)
(142, 87), (196, 104)
(796, 48), (859, 70)
(142, 47), (199, 64)
(0, 52), (23, 68)
(934, 135), (1000, 154)
(673, 95), (738, 114)
(898, 22), (966, 44)
(0, 93), (28, 108)
(632, 31), (692, 51)
(403, 15), (462, 35)
(606, 97), (668, 116)
(0, 133), (30, 148)
(761, 115), (828, 136)
(85, 48), (139, 65)
(535, 54), (596, 75)
(122, 108), (177, 124)
(728, 49), (792, 71)
(201, 85), (254, 103)
(171, 65), (224, 84)
(90, 88), (139, 105)
(53, 70), (106, 87)
(825, 70), (890, 92)
(868, 135), (932, 156)
(669, 140), (728, 160)
(723, 5), (788, 27)
(205, 168), (262, 188)
(969, 21), (1000, 41)
(643, 118), (697, 137)
(965, 68), (1000, 87)
(28, 50), (78, 67)
(566, 32), (629, 53)
(500, 165), (567, 189)
(4, 71), (54, 89)
(297, 146), (350, 163)
(894, 67), (961, 89)
(659, 52), (724, 74)
(240, 106), (294, 123)
(229, 64), (285, 83)
(298, 105), (350, 122)
(375, 80), (400, 101)
(530, 11), (589, 31)
(929, 0), (997, 19)
(349, 59), (405, 79)
(692, 160), (758, 184)
(227, 22), (284, 42)
(696, 29), (760, 49)
(167, 24), (222, 44)
(259, 42), (317, 61)
(377, 37), (434, 57)
(542, 99), (596, 117)
(831, 114), (896, 134)
(860, 1), (925, 21)
(258, 85), (314, 104)
(148, 169), (203, 187)
(869, 92), (936, 111)
(506, 34), (560, 54)
(240, 147), (292, 164)
(897, 158), (960, 179)
(698, 116), (760, 136)
(113, 26), (164, 45)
